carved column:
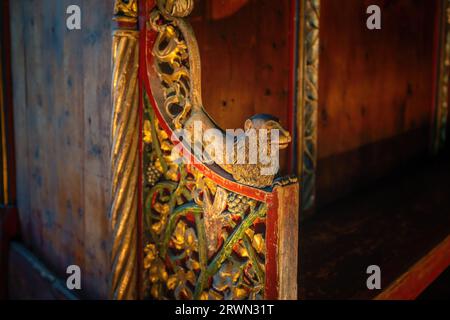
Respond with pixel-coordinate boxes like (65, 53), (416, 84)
(140, 0), (299, 300)
(297, 0), (320, 213)
(110, 0), (139, 300)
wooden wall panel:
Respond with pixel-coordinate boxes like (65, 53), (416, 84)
(9, 0), (113, 298)
(317, 0), (438, 207)
(190, 0), (292, 173)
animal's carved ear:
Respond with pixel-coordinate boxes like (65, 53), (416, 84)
(244, 119), (253, 131)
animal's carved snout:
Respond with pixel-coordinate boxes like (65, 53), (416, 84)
(271, 122), (291, 150)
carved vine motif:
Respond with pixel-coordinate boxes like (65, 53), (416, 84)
(149, 9), (193, 129)
(298, 0), (320, 211)
(143, 95), (267, 300)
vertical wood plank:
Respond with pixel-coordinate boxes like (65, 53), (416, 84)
(22, 0), (46, 257)
(57, 0), (85, 279)
(9, 0), (115, 298)
(82, 0), (112, 298)
(9, 0), (30, 242)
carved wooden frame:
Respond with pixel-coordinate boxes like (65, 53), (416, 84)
(110, 0), (299, 300)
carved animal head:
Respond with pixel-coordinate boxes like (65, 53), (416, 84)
(244, 114), (291, 150)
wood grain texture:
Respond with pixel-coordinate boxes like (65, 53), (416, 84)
(9, 0), (113, 299)
(317, 0), (438, 207)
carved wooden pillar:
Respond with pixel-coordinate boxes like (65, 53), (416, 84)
(110, 0), (140, 300)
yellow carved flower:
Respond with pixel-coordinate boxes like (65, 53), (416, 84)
(171, 221), (198, 255)
(204, 178), (217, 195)
(200, 290), (223, 300)
(143, 120), (152, 144)
(233, 287), (248, 300)
(252, 234), (265, 255)
(151, 283), (161, 299)
(151, 218), (167, 235)
(146, 254), (169, 299)
(154, 119), (168, 140)
(234, 241), (249, 258)
(165, 163), (179, 182)
(172, 220), (187, 250)
(161, 140), (172, 152)
(148, 258), (168, 284)
(213, 261), (240, 292)
(154, 202), (170, 215)
(186, 258), (200, 271)
(154, 158), (164, 173)
(143, 244), (157, 269)
(167, 268), (196, 300)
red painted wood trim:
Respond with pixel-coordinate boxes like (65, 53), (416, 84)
(265, 192), (279, 299)
(375, 234), (450, 300)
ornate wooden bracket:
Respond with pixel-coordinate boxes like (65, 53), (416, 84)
(111, 0), (299, 300)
